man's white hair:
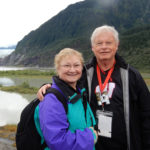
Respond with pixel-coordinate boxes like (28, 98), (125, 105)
(91, 25), (119, 46)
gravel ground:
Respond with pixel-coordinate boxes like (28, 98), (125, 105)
(0, 138), (16, 150)
(0, 141), (16, 150)
(0, 125), (17, 150)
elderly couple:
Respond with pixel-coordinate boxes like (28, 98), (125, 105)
(34, 25), (150, 150)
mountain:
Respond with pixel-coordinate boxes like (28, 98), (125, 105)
(1, 0), (150, 70)
(119, 25), (150, 70)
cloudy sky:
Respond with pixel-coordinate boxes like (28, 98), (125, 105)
(0, 0), (83, 47)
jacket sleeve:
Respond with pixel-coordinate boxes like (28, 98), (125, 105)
(130, 68), (150, 149)
(39, 93), (95, 150)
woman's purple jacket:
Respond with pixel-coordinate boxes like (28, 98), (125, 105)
(35, 77), (96, 150)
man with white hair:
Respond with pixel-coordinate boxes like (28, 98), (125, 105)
(37, 25), (150, 150)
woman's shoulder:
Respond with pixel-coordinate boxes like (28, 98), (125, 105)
(39, 93), (67, 114)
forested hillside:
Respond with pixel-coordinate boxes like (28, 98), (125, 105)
(1, 0), (150, 70)
(119, 25), (150, 70)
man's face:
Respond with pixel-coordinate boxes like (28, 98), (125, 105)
(92, 31), (118, 62)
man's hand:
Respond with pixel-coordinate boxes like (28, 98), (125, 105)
(37, 84), (51, 101)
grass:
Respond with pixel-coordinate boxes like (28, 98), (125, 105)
(0, 82), (38, 94)
(144, 79), (150, 91)
(0, 69), (55, 94)
(0, 69), (56, 77)
(141, 73), (150, 91)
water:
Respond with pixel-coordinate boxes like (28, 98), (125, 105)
(0, 73), (51, 126)
(0, 66), (25, 71)
(0, 77), (15, 86)
(0, 91), (29, 126)
(0, 49), (14, 58)
(0, 66), (53, 71)
(0, 76), (51, 88)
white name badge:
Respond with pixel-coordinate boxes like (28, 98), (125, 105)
(96, 110), (113, 138)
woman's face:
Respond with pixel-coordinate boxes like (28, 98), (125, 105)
(57, 55), (83, 89)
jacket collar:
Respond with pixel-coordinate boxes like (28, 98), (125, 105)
(52, 76), (81, 100)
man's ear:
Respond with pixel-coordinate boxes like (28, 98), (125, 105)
(116, 42), (119, 52)
(91, 46), (94, 52)
(114, 40), (119, 51)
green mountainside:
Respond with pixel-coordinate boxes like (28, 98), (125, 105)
(119, 25), (150, 71)
(2, 0), (150, 71)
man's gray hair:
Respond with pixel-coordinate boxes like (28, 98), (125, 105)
(91, 25), (119, 46)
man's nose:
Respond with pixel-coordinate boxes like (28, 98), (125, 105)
(101, 43), (107, 48)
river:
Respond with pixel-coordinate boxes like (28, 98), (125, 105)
(0, 68), (51, 126)
(0, 75), (51, 126)
(0, 90), (28, 126)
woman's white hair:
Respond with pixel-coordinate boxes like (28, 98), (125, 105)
(54, 48), (84, 72)
(91, 25), (119, 46)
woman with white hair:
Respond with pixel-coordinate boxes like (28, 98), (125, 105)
(34, 48), (97, 150)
